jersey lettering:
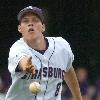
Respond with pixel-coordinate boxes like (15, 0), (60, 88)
(43, 67), (47, 77)
(48, 67), (53, 77)
(21, 67), (65, 80)
(37, 68), (42, 79)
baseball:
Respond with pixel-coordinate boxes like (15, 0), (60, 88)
(29, 82), (41, 94)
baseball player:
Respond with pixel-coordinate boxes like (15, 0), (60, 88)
(5, 6), (82, 100)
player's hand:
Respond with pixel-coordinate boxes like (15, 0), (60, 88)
(19, 56), (36, 74)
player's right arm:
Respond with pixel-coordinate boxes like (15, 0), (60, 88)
(8, 42), (35, 75)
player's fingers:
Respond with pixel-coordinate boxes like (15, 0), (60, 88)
(26, 65), (35, 74)
(23, 65), (31, 72)
(25, 62), (35, 71)
(27, 56), (32, 65)
(29, 67), (35, 75)
(32, 70), (35, 75)
(31, 65), (36, 74)
(26, 65), (32, 72)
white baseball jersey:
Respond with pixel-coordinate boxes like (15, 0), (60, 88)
(5, 37), (74, 100)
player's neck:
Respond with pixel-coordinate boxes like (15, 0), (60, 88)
(24, 36), (46, 50)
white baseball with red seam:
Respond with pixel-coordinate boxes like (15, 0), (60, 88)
(29, 82), (41, 94)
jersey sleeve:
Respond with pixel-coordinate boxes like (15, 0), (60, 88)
(56, 37), (74, 72)
(8, 45), (30, 74)
(66, 44), (74, 71)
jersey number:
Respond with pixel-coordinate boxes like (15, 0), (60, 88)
(55, 82), (61, 96)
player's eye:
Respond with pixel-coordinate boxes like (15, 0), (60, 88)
(21, 18), (41, 24)
(32, 18), (40, 23)
(21, 19), (29, 23)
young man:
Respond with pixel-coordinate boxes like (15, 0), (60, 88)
(5, 6), (82, 100)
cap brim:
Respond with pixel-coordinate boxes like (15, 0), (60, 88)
(17, 9), (43, 23)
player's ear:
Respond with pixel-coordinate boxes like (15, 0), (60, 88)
(42, 24), (45, 33)
(18, 25), (22, 33)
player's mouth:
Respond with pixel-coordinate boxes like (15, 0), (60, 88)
(28, 28), (34, 32)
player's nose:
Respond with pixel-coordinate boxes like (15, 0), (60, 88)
(28, 23), (34, 27)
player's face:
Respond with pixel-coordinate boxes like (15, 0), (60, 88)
(18, 13), (45, 41)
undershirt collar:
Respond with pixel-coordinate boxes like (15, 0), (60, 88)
(34, 38), (49, 55)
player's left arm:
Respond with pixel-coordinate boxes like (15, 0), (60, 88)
(64, 67), (83, 100)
